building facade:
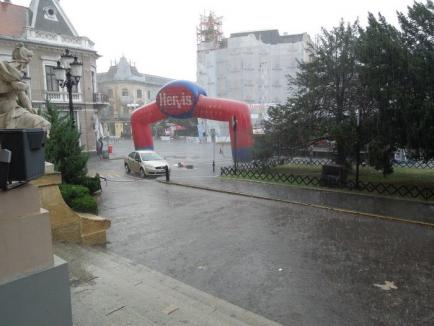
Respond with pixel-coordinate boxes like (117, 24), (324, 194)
(0, 0), (108, 151)
(196, 13), (311, 137)
(97, 57), (173, 138)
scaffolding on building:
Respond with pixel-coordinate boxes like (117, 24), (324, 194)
(197, 11), (223, 46)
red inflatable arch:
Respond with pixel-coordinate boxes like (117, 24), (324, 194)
(131, 80), (253, 161)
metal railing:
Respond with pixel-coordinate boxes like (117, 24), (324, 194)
(43, 91), (82, 103)
(257, 156), (434, 169)
(221, 162), (434, 201)
(93, 93), (109, 103)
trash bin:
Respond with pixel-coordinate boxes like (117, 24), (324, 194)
(108, 144), (113, 154)
(0, 128), (45, 182)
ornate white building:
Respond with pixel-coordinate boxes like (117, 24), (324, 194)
(0, 0), (108, 151)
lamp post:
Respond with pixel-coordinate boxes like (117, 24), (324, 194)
(355, 109), (361, 189)
(54, 49), (83, 125)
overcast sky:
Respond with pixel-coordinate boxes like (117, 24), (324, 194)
(13, 0), (417, 80)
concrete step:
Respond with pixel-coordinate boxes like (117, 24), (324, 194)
(55, 243), (281, 326)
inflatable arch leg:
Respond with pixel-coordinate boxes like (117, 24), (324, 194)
(131, 102), (166, 150)
(194, 96), (253, 161)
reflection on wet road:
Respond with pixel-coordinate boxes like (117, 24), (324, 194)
(88, 140), (434, 326)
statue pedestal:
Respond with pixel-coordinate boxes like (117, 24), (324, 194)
(0, 183), (53, 281)
(0, 183), (72, 326)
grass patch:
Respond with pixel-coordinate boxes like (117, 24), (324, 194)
(273, 164), (434, 188)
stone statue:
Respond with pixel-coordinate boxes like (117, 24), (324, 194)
(0, 43), (50, 132)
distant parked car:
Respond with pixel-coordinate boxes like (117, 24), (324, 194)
(124, 150), (169, 177)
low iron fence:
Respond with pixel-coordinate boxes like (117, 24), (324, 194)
(266, 157), (434, 169)
(220, 163), (434, 201)
(256, 157), (434, 169)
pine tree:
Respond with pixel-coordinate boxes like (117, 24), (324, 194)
(43, 102), (88, 184)
(398, 0), (434, 160)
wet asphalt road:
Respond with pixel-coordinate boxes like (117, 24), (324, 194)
(88, 140), (434, 326)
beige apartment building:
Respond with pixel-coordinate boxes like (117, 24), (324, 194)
(97, 57), (172, 138)
(0, 0), (108, 151)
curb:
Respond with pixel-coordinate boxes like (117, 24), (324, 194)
(158, 180), (434, 229)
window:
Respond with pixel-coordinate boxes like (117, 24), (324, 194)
(122, 89), (129, 96)
(45, 66), (58, 91)
(43, 6), (58, 21)
(137, 89), (142, 98)
(147, 90), (151, 99)
(91, 71), (96, 94)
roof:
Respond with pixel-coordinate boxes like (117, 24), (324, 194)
(229, 30), (306, 45)
(0, 0), (83, 42)
(98, 57), (173, 86)
(29, 0), (78, 36)
(0, 2), (27, 38)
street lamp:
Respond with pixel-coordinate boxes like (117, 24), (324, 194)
(54, 49), (83, 125)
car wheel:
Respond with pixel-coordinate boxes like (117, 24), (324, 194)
(124, 163), (130, 174)
(140, 168), (146, 178)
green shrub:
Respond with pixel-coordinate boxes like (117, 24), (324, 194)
(59, 184), (97, 214)
(59, 184), (89, 201)
(78, 175), (101, 194)
(70, 195), (98, 214)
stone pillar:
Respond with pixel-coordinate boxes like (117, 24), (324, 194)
(0, 183), (73, 326)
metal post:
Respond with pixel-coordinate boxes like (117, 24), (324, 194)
(165, 165), (170, 182)
(355, 133), (360, 189)
(66, 71), (75, 125)
(232, 116), (238, 175)
(211, 128), (216, 174)
(355, 110), (361, 189)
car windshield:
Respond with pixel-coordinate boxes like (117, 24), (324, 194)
(140, 152), (163, 161)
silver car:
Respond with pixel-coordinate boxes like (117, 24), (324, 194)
(124, 150), (169, 177)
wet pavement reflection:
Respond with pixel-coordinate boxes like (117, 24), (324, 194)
(87, 140), (434, 326)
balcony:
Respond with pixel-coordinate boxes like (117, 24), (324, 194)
(93, 93), (109, 104)
(43, 91), (82, 103)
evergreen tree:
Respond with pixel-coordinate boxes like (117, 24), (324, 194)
(267, 20), (362, 165)
(44, 102), (88, 183)
(398, 0), (434, 160)
(357, 13), (408, 174)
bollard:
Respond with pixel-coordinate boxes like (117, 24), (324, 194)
(212, 160), (215, 173)
(165, 165), (170, 182)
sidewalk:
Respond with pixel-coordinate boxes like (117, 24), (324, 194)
(164, 175), (434, 226)
(55, 242), (281, 326)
